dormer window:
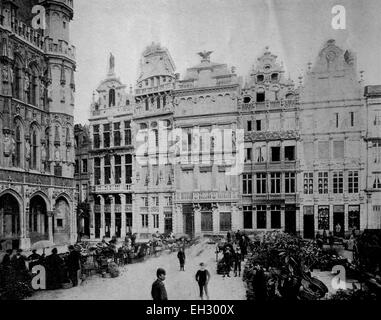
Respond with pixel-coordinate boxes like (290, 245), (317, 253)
(264, 65), (271, 70)
(271, 73), (278, 82)
(257, 74), (264, 83)
(109, 88), (115, 107)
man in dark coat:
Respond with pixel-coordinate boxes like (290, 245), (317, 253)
(195, 262), (211, 300)
(151, 268), (168, 301)
(28, 249), (41, 271)
(239, 235), (248, 260)
(233, 247), (242, 277)
(67, 245), (81, 286)
(11, 249), (27, 280)
(45, 248), (64, 290)
(1, 249), (13, 268)
(223, 248), (232, 278)
(177, 248), (185, 271)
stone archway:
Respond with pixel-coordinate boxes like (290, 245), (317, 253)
(0, 193), (21, 250)
(53, 196), (71, 245)
(29, 195), (49, 244)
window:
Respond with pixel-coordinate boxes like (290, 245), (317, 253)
(104, 155), (111, 184)
(103, 124), (110, 148)
(245, 148), (252, 162)
(284, 146), (295, 161)
(242, 174), (252, 195)
(75, 159), (79, 174)
(247, 120), (252, 132)
(114, 155), (121, 184)
(125, 194), (132, 204)
(142, 196), (148, 207)
(348, 171), (359, 193)
(15, 126), (22, 167)
(304, 172), (314, 194)
(333, 171), (343, 193)
(157, 97), (161, 109)
(256, 120), (262, 131)
(56, 219), (63, 228)
(243, 96), (251, 103)
(145, 98), (149, 111)
(257, 74), (264, 83)
(271, 205), (281, 229)
(125, 154), (132, 184)
(271, 73), (278, 82)
(256, 92), (265, 102)
(335, 113), (339, 128)
(163, 95), (166, 106)
(373, 174), (381, 189)
(256, 205), (267, 229)
(82, 159), (88, 173)
(113, 122), (121, 146)
(271, 146), (280, 162)
(201, 211), (213, 232)
(373, 141), (380, 163)
(164, 196), (172, 206)
(243, 206), (253, 229)
(31, 130), (38, 170)
(141, 214), (148, 228)
(270, 173), (281, 194)
(350, 112), (354, 127)
(318, 141), (329, 160)
(152, 196), (159, 206)
(94, 157), (101, 185)
(285, 172), (295, 193)
(256, 173), (267, 194)
(153, 214), (159, 228)
(220, 212), (232, 231)
(256, 146), (266, 163)
(318, 206), (330, 230)
(318, 172), (329, 194)
(93, 125), (100, 149)
(374, 111), (381, 125)
(109, 89), (115, 107)
(124, 121), (131, 145)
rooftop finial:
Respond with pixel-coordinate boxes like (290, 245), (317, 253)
(198, 50), (213, 62)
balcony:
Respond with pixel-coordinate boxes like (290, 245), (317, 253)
(239, 99), (298, 112)
(175, 190), (239, 202)
(45, 38), (76, 61)
(135, 82), (174, 95)
(91, 184), (131, 193)
(10, 18), (44, 50)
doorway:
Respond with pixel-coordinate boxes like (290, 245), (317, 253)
(183, 204), (194, 237)
(303, 206), (314, 239)
(333, 207), (345, 238)
(285, 206), (296, 235)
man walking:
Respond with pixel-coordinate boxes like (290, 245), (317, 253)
(151, 268), (168, 301)
(195, 263), (210, 300)
(223, 247), (232, 278)
(67, 245), (81, 287)
(177, 248), (186, 271)
(233, 247), (242, 277)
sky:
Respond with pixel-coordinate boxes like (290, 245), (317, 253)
(70, 0), (381, 124)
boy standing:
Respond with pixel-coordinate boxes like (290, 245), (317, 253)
(195, 263), (210, 300)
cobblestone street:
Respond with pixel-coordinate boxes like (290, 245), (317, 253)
(28, 240), (246, 300)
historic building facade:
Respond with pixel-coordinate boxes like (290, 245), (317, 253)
(239, 47), (301, 235)
(88, 54), (134, 240)
(132, 43), (176, 235)
(299, 40), (366, 238)
(74, 123), (90, 238)
(0, 0), (77, 251)
(364, 85), (381, 230)
(172, 51), (241, 236)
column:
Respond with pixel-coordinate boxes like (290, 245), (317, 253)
(110, 155), (115, 185)
(110, 195), (115, 238)
(100, 196), (105, 238)
(212, 204), (219, 233)
(120, 121), (125, 146)
(266, 204), (271, 229)
(344, 203), (349, 235)
(47, 211), (54, 243)
(329, 204), (334, 232)
(100, 157), (105, 185)
(252, 206), (257, 230)
(281, 205), (285, 231)
(89, 199), (95, 239)
(296, 206), (301, 237)
(119, 194), (126, 238)
(194, 205), (201, 235)
(121, 155), (126, 186)
(99, 124), (104, 149)
(314, 204), (319, 234)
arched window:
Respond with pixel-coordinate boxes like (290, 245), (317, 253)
(157, 96), (161, 109)
(109, 88), (115, 107)
(31, 129), (38, 170)
(12, 60), (22, 100)
(15, 125), (22, 167)
(29, 66), (39, 106)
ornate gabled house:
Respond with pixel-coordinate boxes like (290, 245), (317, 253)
(238, 47), (301, 234)
(88, 53), (134, 240)
(0, 0), (77, 251)
(299, 39), (366, 238)
(132, 42), (176, 235)
(173, 51), (241, 236)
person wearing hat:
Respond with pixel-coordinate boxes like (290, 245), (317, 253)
(28, 249), (41, 271)
(151, 268), (168, 301)
(67, 245), (82, 287)
(11, 249), (27, 276)
(1, 249), (13, 268)
(195, 262), (210, 300)
(45, 248), (64, 289)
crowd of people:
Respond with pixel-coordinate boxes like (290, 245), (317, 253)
(0, 246), (81, 290)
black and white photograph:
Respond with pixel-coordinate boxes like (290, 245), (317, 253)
(0, 0), (381, 305)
